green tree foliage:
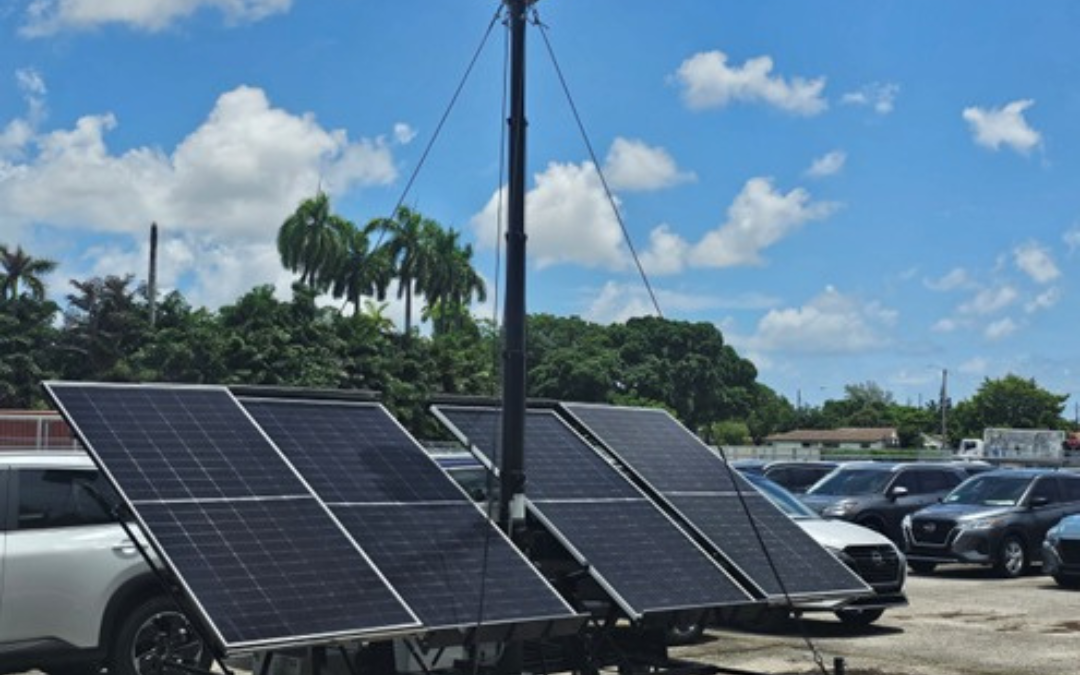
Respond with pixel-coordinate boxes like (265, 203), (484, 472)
(0, 245), (57, 301)
(0, 294), (60, 407)
(56, 275), (150, 381)
(949, 374), (1068, 440)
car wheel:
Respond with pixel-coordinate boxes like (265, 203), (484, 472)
(109, 595), (211, 675)
(994, 535), (1027, 579)
(665, 618), (705, 645)
(835, 608), (885, 626)
(908, 560), (937, 575)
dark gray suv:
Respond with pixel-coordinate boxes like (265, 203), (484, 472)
(800, 462), (967, 545)
(903, 469), (1080, 577)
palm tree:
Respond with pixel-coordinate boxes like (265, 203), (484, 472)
(328, 221), (393, 316)
(0, 245), (57, 301)
(421, 228), (487, 335)
(276, 193), (345, 291)
(369, 206), (437, 336)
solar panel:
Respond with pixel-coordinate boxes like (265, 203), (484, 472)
(44, 382), (420, 652)
(240, 398), (581, 636)
(561, 403), (871, 600)
(433, 406), (755, 618)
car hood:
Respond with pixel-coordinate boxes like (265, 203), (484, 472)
(911, 502), (1012, 521)
(797, 518), (895, 550)
(1053, 515), (1080, 538)
(800, 493), (864, 512)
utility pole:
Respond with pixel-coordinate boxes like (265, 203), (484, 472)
(939, 368), (948, 441)
(148, 223), (159, 329)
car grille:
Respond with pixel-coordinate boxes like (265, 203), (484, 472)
(844, 545), (902, 585)
(909, 518), (955, 546)
(1059, 540), (1080, 565)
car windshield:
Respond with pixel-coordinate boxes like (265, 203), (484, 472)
(744, 473), (818, 519)
(806, 468), (893, 496)
(943, 475), (1031, 506)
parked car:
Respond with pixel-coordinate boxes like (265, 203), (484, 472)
(800, 462), (968, 544)
(741, 472), (907, 626)
(732, 460), (840, 494)
(904, 469), (1080, 577)
(1042, 514), (1080, 588)
(0, 451), (209, 675)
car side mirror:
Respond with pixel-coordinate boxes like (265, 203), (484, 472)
(889, 485), (909, 500)
(1029, 495), (1051, 508)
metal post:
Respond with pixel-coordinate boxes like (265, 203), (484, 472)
(940, 368), (948, 440)
(149, 223), (159, 329)
(500, 0), (530, 536)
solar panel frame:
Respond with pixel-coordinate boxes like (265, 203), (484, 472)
(44, 382), (422, 653)
(432, 405), (756, 619)
(239, 397), (582, 636)
(560, 403), (872, 602)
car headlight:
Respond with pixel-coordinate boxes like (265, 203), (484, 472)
(823, 499), (858, 517)
(959, 516), (1007, 531)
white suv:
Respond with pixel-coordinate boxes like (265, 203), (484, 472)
(0, 452), (208, 675)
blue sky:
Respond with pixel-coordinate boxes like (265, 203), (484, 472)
(3, 1), (1080, 412)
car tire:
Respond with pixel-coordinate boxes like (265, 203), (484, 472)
(994, 535), (1027, 579)
(835, 608), (885, 626)
(109, 595), (211, 675)
(908, 560), (937, 575)
(1052, 573), (1080, 589)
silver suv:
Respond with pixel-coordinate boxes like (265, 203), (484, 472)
(0, 452), (209, 675)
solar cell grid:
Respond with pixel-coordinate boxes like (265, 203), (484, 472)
(241, 399), (462, 504)
(433, 407), (639, 501)
(562, 403), (870, 599)
(44, 383), (421, 652)
(242, 398), (582, 634)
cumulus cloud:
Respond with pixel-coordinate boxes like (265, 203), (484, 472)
(958, 285), (1019, 315)
(639, 224), (690, 276)
(962, 100), (1041, 154)
(583, 280), (771, 325)
(984, 317), (1018, 341)
(747, 286), (896, 354)
(673, 50), (827, 116)
(21, 0), (291, 36)
(804, 150), (846, 178)
(841, 82), (899, 115)
(925, 267), (975, 292)
(1, 68), (47, 159)
(472, 160), (626, 270)
(0, 84), (402, 307)
(1026, 287), (1060, 313)
(1012, 241), (1060, 283)
(393, 123), (417, 145)
(689, 177), (837, 268)
(603, 137), (694, 191)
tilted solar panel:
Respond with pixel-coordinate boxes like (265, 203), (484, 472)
(432, 406), (755, 619)
(240, 398), (581, 635)
(561, 403), (871, 600)
(44, 382), (419, 653)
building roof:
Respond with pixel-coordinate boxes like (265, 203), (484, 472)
(764, 427), (898, 444)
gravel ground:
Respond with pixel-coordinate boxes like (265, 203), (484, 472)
(673, 565), (1080, 675)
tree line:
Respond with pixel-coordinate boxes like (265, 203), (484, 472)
(1, 195), (1074, 444)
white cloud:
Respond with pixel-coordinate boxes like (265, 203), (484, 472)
(472, 160), (626, 270)
(393, 123), (417, 145)
(747, 286), (896, 354)
(1026, 287), (1060, 313)
(925, 267), (974, 292)
(959, 285), (1018, 315)
(689, 177), (838, 268)
(673, 50), (827, 116)
(1, 68), (48, 160)
(805, 150), (846, 178)
(0, 85), (402, 307)
(583, 280), (762, 325)
(958, 357), (989, 376)
(1013, 241), (1060, 283)
(603, 137), (694, 191)
(932, 317), (961, 333)
(639, 224), (690, 276)
(21, 0), (291, 36)
(841, 82), (900, 115)
(984, 317), (1018, 341)
(962, 100), (1041, 154)
(1064, 226), (1080, 255)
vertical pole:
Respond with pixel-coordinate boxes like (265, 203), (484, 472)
(500, 0), (529, 535)
(148, 223), (159, 329)
(940, 368), (948, 440)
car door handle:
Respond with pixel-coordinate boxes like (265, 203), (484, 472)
(112, 540), (138, 554)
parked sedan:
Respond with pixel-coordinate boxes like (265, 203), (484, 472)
(741, 472), (907, 626)
(903, 469), (1080, 577)
(1043, 514), (1080, 587)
